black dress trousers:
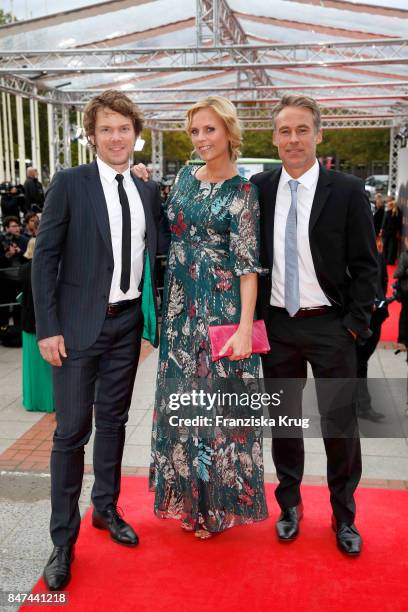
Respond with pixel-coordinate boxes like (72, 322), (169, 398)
(262, 307), (361, 525)
(50, 302), (143, 546)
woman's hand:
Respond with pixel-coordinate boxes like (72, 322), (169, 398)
(220, 327), (252, 361)
(131, 163), (150, 182)
(219, 272), (257, 360)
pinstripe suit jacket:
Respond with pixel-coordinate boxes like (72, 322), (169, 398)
(32, 160), (166, 350)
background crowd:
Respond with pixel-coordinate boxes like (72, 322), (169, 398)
(0, 161), (407, 413)
(0, 167), (44, 330)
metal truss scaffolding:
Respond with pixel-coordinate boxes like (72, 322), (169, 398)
(389, 127), (404, 196)
(195, 0), (274, 88)
(1, 74), (408, 109)
(0, 39), (407, 76)
(0, 0), (407, 181)
(151, 129), (163, 181)
(48, 105), (72, 172)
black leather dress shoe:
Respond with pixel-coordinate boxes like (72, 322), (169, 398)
(92, 505), (139, 547)
(276, 503), (303, 541)
(43, 545), (74, 591)
(332, 517), (362, 555)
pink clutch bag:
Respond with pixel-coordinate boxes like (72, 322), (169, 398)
(208, 319), (270, 361)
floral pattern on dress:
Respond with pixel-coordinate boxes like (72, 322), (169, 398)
(149, 165), (268, 532)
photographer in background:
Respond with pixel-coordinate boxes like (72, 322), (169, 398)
(0, 217), (25, 334)
(1, 185), (26, 219)
(1, 216), (29, 263)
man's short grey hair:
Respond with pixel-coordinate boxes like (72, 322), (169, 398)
(272, 95), (322, 132)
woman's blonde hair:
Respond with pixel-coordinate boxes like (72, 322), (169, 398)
(185, 96), (242, 162)
(24, 237), (36, 260)
(386, 197), (399, 215)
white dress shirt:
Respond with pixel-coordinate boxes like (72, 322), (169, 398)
(97, 157), (146, 303)
(270, 159), (330, 308)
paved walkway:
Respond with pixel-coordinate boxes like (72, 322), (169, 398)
(2, 343), (408, 480)
(0, 342), (407, 605)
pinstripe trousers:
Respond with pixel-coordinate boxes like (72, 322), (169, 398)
(50, 302), (143, 546)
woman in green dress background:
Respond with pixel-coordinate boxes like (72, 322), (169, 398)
(145, 96), (268, 538)
(20, 238), (54, 412)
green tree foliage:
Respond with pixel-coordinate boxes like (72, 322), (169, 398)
(21, 99), (50, 169)
(134, 130), (191, 165)
(240, 127), (389, 169)
(0, 79), (390, 180)
(164, 131), (191, 162)
(134, 126), (389, 169)
(0, 9), (14, 24)
(242, 130), (277, 158)
(134, 129), (152, 164)
(317, 128), (389, 167)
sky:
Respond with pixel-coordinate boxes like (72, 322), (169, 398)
(3, 0), (106, 20)
(3, 0), (407, 21)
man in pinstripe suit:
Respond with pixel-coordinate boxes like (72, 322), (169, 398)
(32, 90), (168, 591)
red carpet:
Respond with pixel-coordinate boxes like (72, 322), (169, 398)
(23, 477), (408, 612)
(380, 264), (401, 342)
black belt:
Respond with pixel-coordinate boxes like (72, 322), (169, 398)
(106, 297), (141, 318)
(270, 305), (332, 319)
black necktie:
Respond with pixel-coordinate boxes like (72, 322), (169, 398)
(115, 174), (131, 294)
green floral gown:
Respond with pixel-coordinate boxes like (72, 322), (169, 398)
(149, 165), (268, 533)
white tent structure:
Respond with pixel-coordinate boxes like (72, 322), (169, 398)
(0, 0), (407, 185)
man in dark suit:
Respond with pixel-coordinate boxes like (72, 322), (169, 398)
(32, 90), (168, 590)
(24, 167), (45, 211)
(251, 95), (377, 555)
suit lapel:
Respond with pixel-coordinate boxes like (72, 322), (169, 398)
(131, 174), (155, 269)
(131, 174), (159, 346)
(264, 169), (281, 267)
(83, 160), (114, 261)
(309, 164), (331, 233)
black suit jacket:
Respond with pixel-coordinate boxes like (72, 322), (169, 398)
(24, 177), (45, 208)
(32, 160), (168, 350)
(251, 164), (378, 338)
(20, 260), (36, 334)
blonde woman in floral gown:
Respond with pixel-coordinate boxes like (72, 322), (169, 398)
(143, 97), (268, 538)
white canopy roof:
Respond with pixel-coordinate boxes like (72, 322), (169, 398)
(0, 0), (407, 127)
